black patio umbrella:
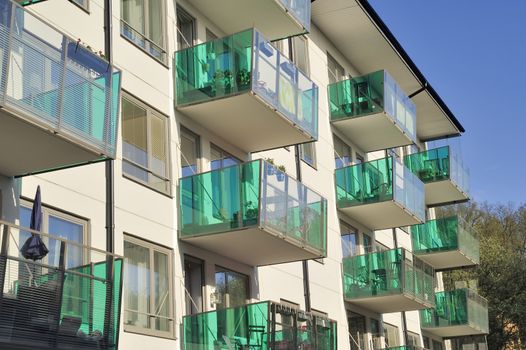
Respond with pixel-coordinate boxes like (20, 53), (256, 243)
(20, 186), (49, 260)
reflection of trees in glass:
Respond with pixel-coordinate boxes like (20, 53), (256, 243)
(215, 268), (248, 309)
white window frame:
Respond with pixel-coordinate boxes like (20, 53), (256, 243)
(122, 92), (172, 195)
(123, 235), (175, 338)
(120, 0), (168, 63)
(300, 142), (317, 169)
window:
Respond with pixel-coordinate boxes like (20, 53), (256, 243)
(122, 94), (171, 194)
(19, 201), (87, 270)
(180, 126), (200, 177)
(432, 340), (443, 350)
(184, 255), (204, 315)
(371, 319), (382, 350)
(407, 331), (421, 347)
(70, 0), (88, 11)
(210, 144), (241, 170)
(423, 336), (430, 349)
(334, 134), (352, 169)
(121, 0), (166, 62)
(348, 312), (366, 350)
(363, 233), (373, 254)
(356, 153), (365, 164)
(291, 35), (309, 75)
(215, 267), (249, 309)
(383, 323), (400, 348)
(340, 221), (357, 258)
(375, 241), (389, 252)
(206, 28), (218, 42)
(177, 5), (195, 50)
(300, 142), (317, 168)
(327, 53), (345, 84)
(123, 236), (174, 337)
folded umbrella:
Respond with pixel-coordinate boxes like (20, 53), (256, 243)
(20, 186), (49, 261)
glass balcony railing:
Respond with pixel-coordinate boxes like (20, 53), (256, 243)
(328, 70), (417, 147)
(421, 289), (489, 335)
(0, 220), (122, 350)
(0, 0), (121, 164)
(404, 146), (470, 197)
(180, 160), (327, 263)
(342, 248), (435, 308)
(183, 301), (337, 350)
(335, 156), (425, 227)
(411, 216), (480, 267)
(175, 28), (318, 140)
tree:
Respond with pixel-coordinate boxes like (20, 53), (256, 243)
(440, 203), (526, 349)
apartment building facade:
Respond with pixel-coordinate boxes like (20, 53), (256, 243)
(0, 0), (488, 349)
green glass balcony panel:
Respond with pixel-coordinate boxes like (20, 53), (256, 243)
(0, 221), (123, 350)
(404, 146), (470, 205)
(0, 0), (121, 177)
(175, 29), (318, 152)
(183, 0), (310, 41)
(411, 216), (479, 270)
(335, 156), (425, 230)
(420, 289), (489, 337)
(328, 70), (416, 152)
(179, 160), (327, 266)
(342, 248), (435, 313)
(182, 301), (337, 350)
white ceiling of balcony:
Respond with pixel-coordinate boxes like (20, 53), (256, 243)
(312, 0), (462, 141)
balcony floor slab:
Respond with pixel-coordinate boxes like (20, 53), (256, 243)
(346, 293), (433, 313)
(426, 180), (469, 206)
(180, 226), (322, 266)
(178, 92), (313, 153)
(331, 111), (413, 152)
(416, 250), (477, 271)
(338, 200), (422, 230)
(422, 324), (487, 338)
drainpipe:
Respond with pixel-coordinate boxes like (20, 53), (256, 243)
(103, 0), (116, 347)
(393, 228), (409, 346)
(295, 144), (311, 312)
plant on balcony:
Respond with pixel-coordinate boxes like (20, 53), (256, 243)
(276, 165), (286, 182)
(212, 69), (233, 95)
(236, 68), (251, 89)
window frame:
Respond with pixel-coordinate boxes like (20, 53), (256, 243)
(333, 134), (352, 169)
(300, 142), (317, 169)
(180, 126), (201, 177)
(214, 265), (250, 310)
(122, 92), (172, 195)
(383, 322), (400, 348)
(176, 4), (196, 50)
(327, 52), (345, 84)
(123, 234), (175, 338)
(120, 0), (168, 64)
(69, 0), (89, 12)
(210, 143), (242, 171)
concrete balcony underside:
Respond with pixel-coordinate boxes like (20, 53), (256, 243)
(338, 200), (422, 230)
(0, 107), (105, 176)
(178, 92), (314, 153)
(422, 324), (487, 338)
(416, 250), (477, 271)
(426, 180), (469, 206)
(346, 293), (434, 314)
(189, 0), (308, 40)
(180, 226), (323, 266)
(331, 110), (414, 153)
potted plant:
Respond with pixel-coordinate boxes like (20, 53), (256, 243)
(266, 158), (276, 175)
(276, 165), (286, 182)
(236, 68), (251, 89)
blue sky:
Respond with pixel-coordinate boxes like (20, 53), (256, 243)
(368, 1), (526, 205)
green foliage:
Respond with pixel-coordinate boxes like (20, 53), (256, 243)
(441, 202), (526, 349)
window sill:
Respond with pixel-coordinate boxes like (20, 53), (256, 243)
(120, 33), (169, 68)
(122, 173), (173, 198)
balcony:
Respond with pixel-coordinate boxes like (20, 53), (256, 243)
(404, 146), (469, 206)
(328, 70), (416, 152)
(342, 248), (435, 313)
(185, 0), (310, 41)
(411, 216), (479, 270)
(0, 0), (121, 177)
(0, 221), (122, 350)
(421, 289), (489, 337)
(179, 160), (327, 266)
(335, 156), (425, 230)
(175, 29), (318, 153)
(182, 301), (337, 350)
